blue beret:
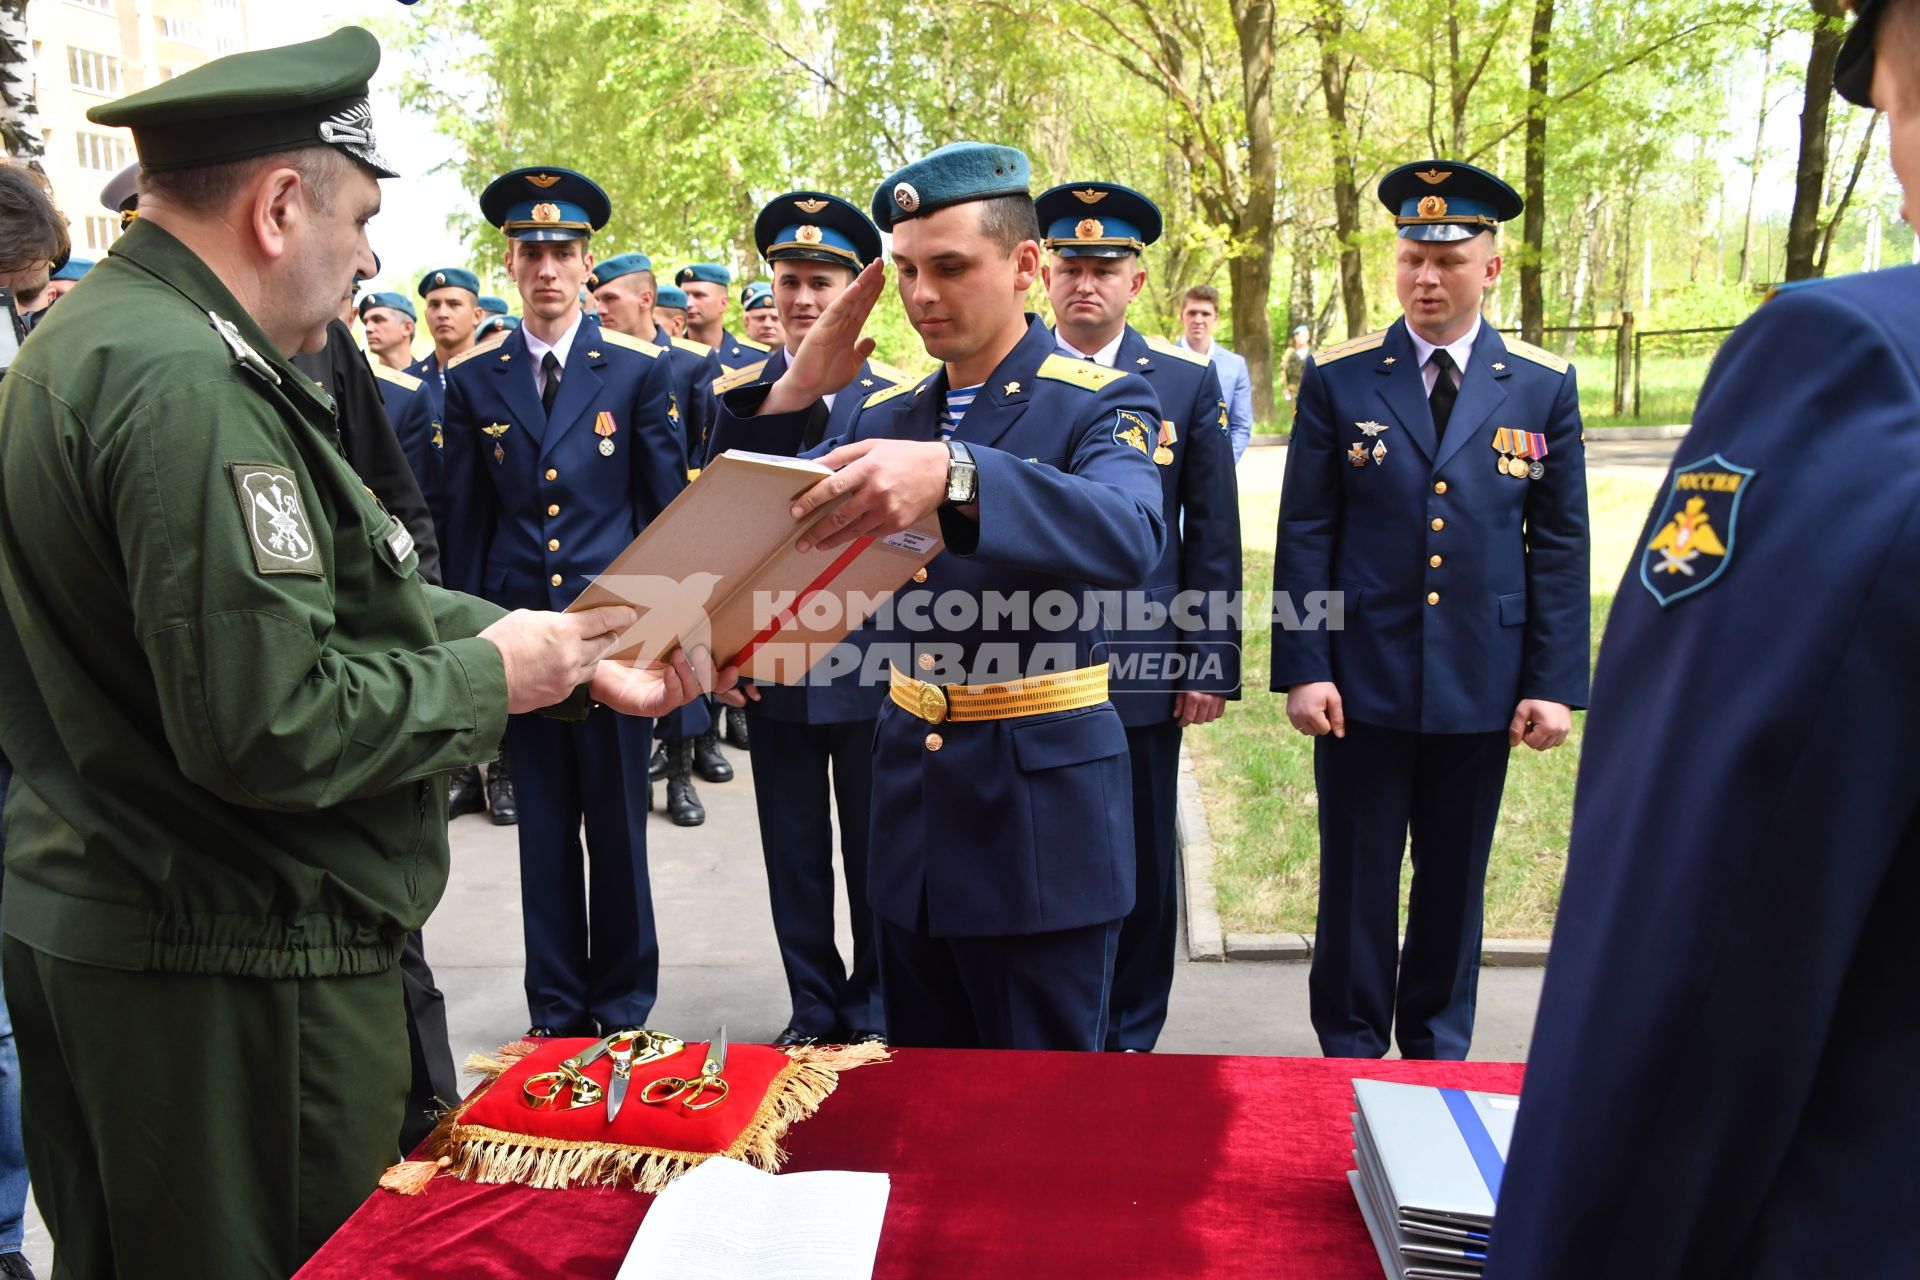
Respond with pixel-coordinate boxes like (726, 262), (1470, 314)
(741, 281), (774, 312)
(675, 263), (731, 287)
(1035, 182), (1161, 258)
(479, 167), (610, 242)
(1377, 160), (1523, 242)
(754, 190), (882, 270)
(418, 267), (480, 298)
(358, 290), (415, 321)
(477, 314), (521, 339)
(871, 141), (1030, 231)
(655, 285), (689, 310)
(589, 253), (654, 290)
(51, 258), (94, 282)
(478, 294), (509, 316)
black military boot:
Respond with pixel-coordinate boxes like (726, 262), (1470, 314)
(486, 752), (518, 826)
(447, 764), (485, 819)
(650, 743), (668, 781)
(693, 722), (734, 783)
(724, 704), (751, 750)
(666, 741), (706, 827)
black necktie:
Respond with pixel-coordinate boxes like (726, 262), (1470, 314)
(540, 351), (561, 417)
(1428, 349), (1458, 439)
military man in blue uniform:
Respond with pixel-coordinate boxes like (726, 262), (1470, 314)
(1487, 5), (1920, 1274)
(741, 279), (784, 349)
(654, 284), (690, 339)
(587, 249), (722, 824)
(1036, 181), (1242, 1052)
(479, 293), (510, 323)
(476, 312), (519, 342)
(716, 190), (900, 1046)
(1270, 159), (1589, 1061)
(358, 288), (416, 372)
(678, 262), (771, 372)
(408, 265), (483, 419)
(441, 167), (690, 1037)
(712, 143), (1167, 1050)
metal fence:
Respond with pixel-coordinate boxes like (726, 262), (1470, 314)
(1528, 317), (1737, 424)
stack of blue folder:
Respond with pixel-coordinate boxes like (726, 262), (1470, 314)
(1348, 1078), (1515, 1279)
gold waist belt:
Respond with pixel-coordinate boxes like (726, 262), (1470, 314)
(888, 662), (1110, 726)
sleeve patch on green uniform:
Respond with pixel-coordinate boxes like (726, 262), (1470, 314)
(229, 462), (323, 577)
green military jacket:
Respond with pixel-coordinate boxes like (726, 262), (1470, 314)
(0, 219), (510, 979)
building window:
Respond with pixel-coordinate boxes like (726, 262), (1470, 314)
(84, 216), (118, 253)
(66, 48), (121, 95)
(155, 16), (202, 44)
(210, 0), (239, 9)
(214, 35), (239, 55)
(73, 130), (130, 171)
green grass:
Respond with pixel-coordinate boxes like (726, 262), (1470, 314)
(1192, 474), (1661, 938)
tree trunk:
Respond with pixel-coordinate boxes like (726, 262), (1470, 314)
(1315, 1), (1367, 339)
(1288, 224), (1316, 339)
(1519, 0), (1553, 344)
(1739, 34), (1776, 285)
(1785, 0), (1846, 280)
(1232, 0), (1278, 423)
(0, 0), (46, 169)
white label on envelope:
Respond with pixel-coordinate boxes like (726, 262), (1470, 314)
(881, 530), (938, 555)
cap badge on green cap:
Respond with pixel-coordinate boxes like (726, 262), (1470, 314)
(315, 100), (388, 173)
(894, 182), (920, 214)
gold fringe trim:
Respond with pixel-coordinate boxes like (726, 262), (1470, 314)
(388, 1039), (891, 1196)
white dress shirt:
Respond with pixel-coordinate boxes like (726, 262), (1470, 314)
(1055, 329), (1126, 369)
(1407, 315), (1481, 396)
(522, 311), (584, 397)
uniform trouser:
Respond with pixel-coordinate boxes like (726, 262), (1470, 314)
(1309, 720), (1509, 1060)
(877, 913), (1120, 1051)
(3, 934), (406, 1280)
(1106, 719), (1183, 1051)
(745, 709), (883, 1037)
(397, 929), (457, 1152)
(652, 696), (712, 746)
(508, 708), (658, 1031)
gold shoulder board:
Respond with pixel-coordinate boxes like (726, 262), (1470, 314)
(863, 381), (915, 410)
(711, 360), (768, 395)
(1499, 337), (1571, 375)
(1312, 327), (1389, 366)
(370, 362), (423, 391)
(671, 335), (714, 357)
(446, 337), (505, 370)
(736, 335), (772, 353)
(1145, 334), (1209, 366)
(866, 361), (911, 386)
(1036, 352), (1129, 391)
(601, 329), (664, 358)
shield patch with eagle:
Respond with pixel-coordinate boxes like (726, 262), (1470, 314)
(1639, 453), (1755, 607)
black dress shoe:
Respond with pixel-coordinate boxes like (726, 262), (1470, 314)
(848, 1030), (888, 1046)
(771, 1026), (817, 1047)
(725, 705), (751, 750)
(693, 724), (733, 783)
(666, 742), (705, 826)
(526, 1023), (598, 1039)
(0, 1251), (38, 1280)
(650, 744), (668, 781)
(446, 765), (485, 819)
(486, 753), (518, 826)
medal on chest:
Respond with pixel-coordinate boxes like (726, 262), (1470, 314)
(595, 411), (618, 457)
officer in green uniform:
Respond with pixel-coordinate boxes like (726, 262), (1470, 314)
(0, 29), (717, 1276)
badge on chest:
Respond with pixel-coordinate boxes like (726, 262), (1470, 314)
(595, 411), (618, 457)
(1349, 420), (1389, 467)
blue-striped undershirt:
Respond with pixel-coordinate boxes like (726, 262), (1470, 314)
(940, 383), (984, 439)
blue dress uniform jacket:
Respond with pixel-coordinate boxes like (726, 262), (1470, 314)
(1100, 328), (1242, 724)
(404, 351), (453, 421)
(371, 361), (444, 543)
(710, 316), (1167, 940)
(657, 326), (723, 472)
(1270, 318), (1590, 731)
(714, 327), (771, 373)
(1486, 269), (1920, 1278)
(439, 322), (685, 609)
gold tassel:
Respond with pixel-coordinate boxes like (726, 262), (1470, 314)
(378, 1155), (451, 1196)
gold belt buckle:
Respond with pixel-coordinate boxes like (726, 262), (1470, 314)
(917, 680), (949, 725)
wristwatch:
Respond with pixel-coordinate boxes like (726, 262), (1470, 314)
(944, 439), (978, 506)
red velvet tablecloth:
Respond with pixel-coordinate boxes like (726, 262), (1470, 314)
(296, 1049), (1523, 1279)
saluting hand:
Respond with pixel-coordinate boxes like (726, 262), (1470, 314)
(790, 437), (952, 553)
(591, 645), (739, 719)
(758, 259), (886, 416)
(1509, 699), (1571, 751)
(482, 606), (637, 714)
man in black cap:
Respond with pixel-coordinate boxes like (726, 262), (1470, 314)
(1486, 5), (1920, 1274)
(1271, 159), (1589, 1061)
(0, 30), (715, 1273)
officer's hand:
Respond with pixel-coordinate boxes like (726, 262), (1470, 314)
(759, 259), (885, 415)
(791, 437), (952, 553)
(712, 681), (763, 709)
(1174, 691), (1228, 728)
(1285, 682), (1345, 738)
(1509, 699), (1572, 751)
(482, 606), (637, 714)
(591, 645), (738, 718)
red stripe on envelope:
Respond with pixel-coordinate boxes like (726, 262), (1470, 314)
(728, 535), (877, 669)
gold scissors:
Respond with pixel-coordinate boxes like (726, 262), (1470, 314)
(522, 1029), (685, 1111)
(639, 1026), (730, 1112)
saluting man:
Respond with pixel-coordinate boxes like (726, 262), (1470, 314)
(441, 167), (690, 1038)
(1036, 181), (1242, 1053)
(587, 249), (723, 825)
(678, 262), (770, 371)
(717, 190), (902, 1047)
(712, 143), (1167, 1051)
(1270, 160), (1589, 1061)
